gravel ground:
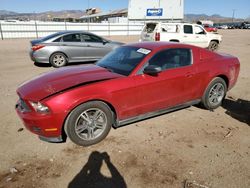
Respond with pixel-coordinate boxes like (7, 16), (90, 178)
(0, 30), (249, 188)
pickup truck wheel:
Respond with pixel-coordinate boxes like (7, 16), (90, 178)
(208, 41), (219, 51)
(201, 77), (227, 110)
(65, 101), (112, 146)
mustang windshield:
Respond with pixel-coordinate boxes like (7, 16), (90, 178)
(97, 46), (150, 76)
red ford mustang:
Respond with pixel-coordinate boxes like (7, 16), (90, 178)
(16, 42), (240, 146)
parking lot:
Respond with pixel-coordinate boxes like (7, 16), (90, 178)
(0, 30), (250, 188)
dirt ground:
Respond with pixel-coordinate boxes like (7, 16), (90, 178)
(0, 30), (249, 188)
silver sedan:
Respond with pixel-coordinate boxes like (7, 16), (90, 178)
(30, 31), (124, 67)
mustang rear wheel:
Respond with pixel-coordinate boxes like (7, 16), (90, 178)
(65, 101), (113, 146)
(201, 77), (227, 110)
(50, 52), (68, 68)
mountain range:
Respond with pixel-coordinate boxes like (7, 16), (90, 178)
(0, 9), (247, 23)
(184, 14), (245, 23)
(0, 10), (86, 20)
(0, 10), (18, 15)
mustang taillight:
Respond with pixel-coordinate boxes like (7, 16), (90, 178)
(155, 32), (160, 41)
(32, 45), (45, 51)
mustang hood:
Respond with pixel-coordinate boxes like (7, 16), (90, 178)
(17, 64), (123, 101)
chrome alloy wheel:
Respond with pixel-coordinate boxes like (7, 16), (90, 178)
(52, 54), (66, 67)
(208, 83), (225, 106)
(74, 108), (107, 141)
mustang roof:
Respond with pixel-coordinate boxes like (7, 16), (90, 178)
(124, 42), (197, 51)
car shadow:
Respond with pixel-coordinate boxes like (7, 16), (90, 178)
(34, 61), (97, 68)
(34, 62), (51, 67)
(68, 61), (97, 66)
(68, 151), (127, 188)
(222, 98), (250, 126)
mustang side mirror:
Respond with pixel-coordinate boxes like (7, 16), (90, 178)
(143, 65), (162, 75)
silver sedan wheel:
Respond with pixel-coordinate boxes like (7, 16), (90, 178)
(208, 83), (225, 106)
(52, 54), (66, 67)
(74, 108), (107, 141)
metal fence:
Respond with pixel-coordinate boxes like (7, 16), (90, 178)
(0, 21), (144, 40)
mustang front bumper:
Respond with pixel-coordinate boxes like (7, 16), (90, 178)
(15, 99), (65, 143)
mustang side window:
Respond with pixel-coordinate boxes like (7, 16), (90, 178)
(148, 48), (192, 71)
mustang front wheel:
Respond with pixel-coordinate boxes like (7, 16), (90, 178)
(65, 101), (113, 146)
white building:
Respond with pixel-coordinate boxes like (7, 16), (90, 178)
(128, 0), (184, 21)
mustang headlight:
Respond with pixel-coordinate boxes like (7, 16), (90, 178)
(29, 101), (50, 113)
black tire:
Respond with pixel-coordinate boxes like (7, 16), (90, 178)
(208, 41), (219, 51)
(169, 40), (179, 43)
(65, 101), (113, 146)
(49, 52), (68, 68)
(201, 77), (227, 110)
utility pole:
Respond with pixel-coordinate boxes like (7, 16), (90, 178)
(0, 21), (3, 40)
(232, 9), (236, 23)
(87, 0), (90, 31)
(158, 0), (161, 21)
(34, 12), (38, 39)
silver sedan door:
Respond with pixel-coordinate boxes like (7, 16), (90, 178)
(81, 34), (111, 61)
(60, 33), (87, 62)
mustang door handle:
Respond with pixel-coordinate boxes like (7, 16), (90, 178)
(185, 72), (194, 77)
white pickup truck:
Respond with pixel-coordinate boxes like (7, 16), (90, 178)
(140, 22), (222, 51)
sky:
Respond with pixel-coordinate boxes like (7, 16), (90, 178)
(1, 0), (250, 19)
